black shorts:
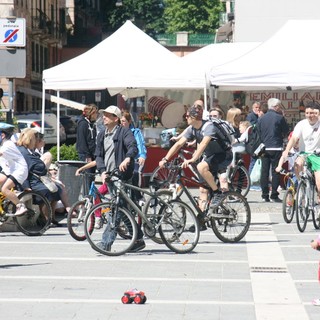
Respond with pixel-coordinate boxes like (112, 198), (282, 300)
(204, 151), (233, 175)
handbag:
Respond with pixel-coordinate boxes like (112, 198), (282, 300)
(33, 173), (58, 193)
(250, 158), (262, 183)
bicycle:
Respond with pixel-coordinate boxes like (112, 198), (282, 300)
(0, 188), (52, 236)
(295, 153), (320, 232)
(163, 164), (251, 243)
(279, 169), (297, 224)
(67, 172), (111, 241)
(149, 147), (250, 197)
(84, 169), (200, 256)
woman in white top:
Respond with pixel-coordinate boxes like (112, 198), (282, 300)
(0, 123), (28, 216)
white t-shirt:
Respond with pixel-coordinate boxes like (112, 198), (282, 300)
(0, 139), (28, 184)
(293, 119), (320, 152)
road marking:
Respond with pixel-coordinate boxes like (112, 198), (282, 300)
(0, 256), (248, 263)
(0, 297), (255, 305)
(0, 275), (251, 282)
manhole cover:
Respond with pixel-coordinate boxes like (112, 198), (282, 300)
(250, 266), (287, 273)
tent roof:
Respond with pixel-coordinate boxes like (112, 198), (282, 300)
(180, 42), (260, 88)
(209, 20), (320, 91)
(43, 21), (183, 91)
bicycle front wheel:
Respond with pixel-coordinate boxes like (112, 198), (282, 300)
(282, 189), (295, 223)
(84, 202), (138, 256)
(67, 199), (94, 241)
(296, 181), (308, 233)
(228, 165), (250, 197)
(210, 191), (251, 243)
(158, 199), (199, 254)
(14, 190), (52, 236)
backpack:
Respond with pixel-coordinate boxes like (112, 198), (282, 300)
(193, 119), (235, 152)
(245, 124), (265, 157)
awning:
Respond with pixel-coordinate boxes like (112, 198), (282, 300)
(17, 86), (85, 111)
(215, 22), (233, 43)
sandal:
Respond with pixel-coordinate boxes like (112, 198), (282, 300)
(15, 203), (28, 216)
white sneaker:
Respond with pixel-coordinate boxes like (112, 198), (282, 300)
(94, 217), (102, 229)
(15, 203), (27, 216)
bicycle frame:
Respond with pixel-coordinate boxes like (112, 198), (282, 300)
(111, 179), (175, 231)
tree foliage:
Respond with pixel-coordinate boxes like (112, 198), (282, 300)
(101, 0), (224, 36)
(163, 0), (224, 34)
(101, 0), (166, 38)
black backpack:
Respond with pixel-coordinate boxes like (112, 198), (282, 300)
(245, 124), (264, 157)
(193, 120), (234, 152)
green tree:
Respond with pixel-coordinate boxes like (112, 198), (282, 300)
(164, 0), (224, 33)
(102, 0), (166, 38)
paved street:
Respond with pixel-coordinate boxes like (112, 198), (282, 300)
(0, 189), (320, 320)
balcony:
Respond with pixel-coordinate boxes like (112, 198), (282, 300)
(156, 33), (215, 47)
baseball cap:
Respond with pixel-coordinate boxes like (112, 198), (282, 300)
(100, 105), (121, 119)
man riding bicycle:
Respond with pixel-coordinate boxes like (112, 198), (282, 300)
(159, 104), (232, 227)
(282, 101), (320, 204)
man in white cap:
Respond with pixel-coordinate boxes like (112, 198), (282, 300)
(95, 105), (144, 252)
(258, 98), (289, 202)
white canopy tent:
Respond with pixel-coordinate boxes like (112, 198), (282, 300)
(209, 20), (320, 91)
(42, 20), (191, 92)
(180, 42), (260, 89)
(42, 20), (186, 159)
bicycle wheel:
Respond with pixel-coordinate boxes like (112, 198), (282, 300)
(296, 181), (309, 233)
(13, 190), (52, 236)
(149, 165), (183, 196)
(210, 191), (251, 243)
(143, 189), (173, 244)
(84, 202), (138, 256)
(282, 189), (295, 223)
(67, 199), (94, 241)
(312, 209), (320, 230)
(228, 165), (250, 197)
(311, 188), (320, 230)
(158, 199), (200, 254)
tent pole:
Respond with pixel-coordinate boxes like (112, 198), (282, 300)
(145, 90), (148, 113)
(203, 87), (208, 112)
(41, 87), (46, 154)
(57, 91), (60, 161)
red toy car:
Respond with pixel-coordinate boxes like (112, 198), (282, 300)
(121, 289), (147, 304)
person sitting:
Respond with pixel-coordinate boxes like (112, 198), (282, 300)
(0, 123), (29, 216)
(16, 128), (63, 226)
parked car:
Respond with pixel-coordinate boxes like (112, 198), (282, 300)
(60, 116), (77, 143)
(17, 119), (66, 145)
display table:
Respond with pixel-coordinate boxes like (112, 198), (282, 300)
(143, 147), (251, 188)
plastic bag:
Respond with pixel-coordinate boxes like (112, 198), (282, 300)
(33, 173), (58, 193)
(250, 159), (262, 183)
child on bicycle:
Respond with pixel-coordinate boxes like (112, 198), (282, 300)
(0, 123), (29, 216)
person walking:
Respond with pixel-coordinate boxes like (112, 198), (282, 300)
(120, 111), (147, 202)
(258, 98), (289, 202)
(94, 105), (143, 252)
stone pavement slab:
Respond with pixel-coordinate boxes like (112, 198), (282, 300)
(0, 188), (319, 319)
